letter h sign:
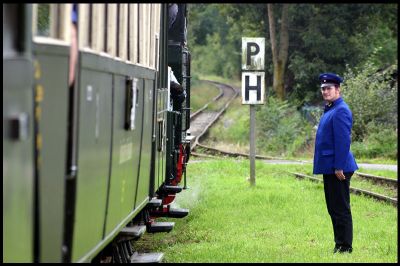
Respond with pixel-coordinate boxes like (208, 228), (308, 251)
(242, 38), (265, 105)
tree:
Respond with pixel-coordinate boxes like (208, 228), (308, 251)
(188, 4), (397, 105)
(267, 4), (289, 100)
(286, 4), (397, 105)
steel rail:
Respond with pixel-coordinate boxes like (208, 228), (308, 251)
(190, 80), (313, 165)
(289, 172), (397, 207)
(189, 80), (238, 150)
(188, 80), (397, 207)
(190, 81), (224, 120)
(356, 172), (397, 188)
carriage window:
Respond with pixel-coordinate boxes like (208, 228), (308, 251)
(149, 4), (154, 68)
(148, 5), (153, 66)
(128, 4), (138, 64)
(137, 5), (142, 64)
(36, 4), (50, 37)
(157, 119), (164, 152)
(116, 4), (120, 57)
(138, 5), (150, 65)
(106, 4), (117, 56)
(154, 33), (159, 71)
(91, 4), (105, 53)
(33, 4), (72, 43)
(72, 3), (161, 65)
(118, 4), (129, 60)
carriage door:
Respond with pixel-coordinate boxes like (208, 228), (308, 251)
(3, 4), (35, 262)
(31, 4), (72, 262)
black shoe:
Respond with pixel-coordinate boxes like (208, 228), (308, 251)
(339, 246), (353, 253)
(335, 245), (352, 254)
(333, 245), (340, 253)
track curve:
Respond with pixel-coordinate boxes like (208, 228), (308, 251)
(189, 80), (238, 150)
(290, 172), (397, 207)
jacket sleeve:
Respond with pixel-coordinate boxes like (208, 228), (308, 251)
(332, 107), (352, 170)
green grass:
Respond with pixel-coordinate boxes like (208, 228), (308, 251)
(357, 168), (397, 179)
(191, 75), (240, 112)
(191, 79), (221, 113)
(356, 157), (398, 165)
(133, 159), (397, 262)
(205, 97), (250, 150)
(195, 77), (397, 165)
(295, 164), (397, 198)
(197, 74), (242, 88)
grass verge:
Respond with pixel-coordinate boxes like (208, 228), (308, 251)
(133, 159), (397, 262)
(191, 79), (221, 113)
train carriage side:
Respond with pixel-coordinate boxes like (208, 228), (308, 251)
(3, 4), (35, 263)
(3, 3), (192, 262)
(3, 3), (180, 263)
(153, 5), (169, 199)
(68, 4), (165, 262)
(165, 3), (191, 193)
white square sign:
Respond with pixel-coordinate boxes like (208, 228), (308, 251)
(242, 72), (265, 105)
(242, 37), (265, 71)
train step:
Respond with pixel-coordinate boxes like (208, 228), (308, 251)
(150, 207), (189, 218)
(161, 185), (183, 194)
(119, 225), (146, 238)
(146, 221), (175, 233)
(168, 208), (189, 218)
(130, 252), (164, 263)
(147, 198), (162, 208)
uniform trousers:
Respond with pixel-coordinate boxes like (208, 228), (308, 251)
(323, 172), (353, 249)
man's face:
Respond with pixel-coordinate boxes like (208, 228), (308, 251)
(321, 85), (340, 102)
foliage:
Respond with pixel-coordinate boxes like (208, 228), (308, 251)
(188, 4), (268, 80)
(207, 98), (250, 146)
(37, 4), (50, 36)
(336, 58), (397, 160)
(351, 125), (398, 160)
(134, 160), (398, 262)
(190, 80), (221, 113)
(188, 3), (398, 104)
(341, 59), (398, 142)
(256, 96), (314, 157)
(287, 4), (397, 105)
(188, 4), (398, 160)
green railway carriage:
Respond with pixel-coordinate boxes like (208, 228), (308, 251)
(3, 3), (191, 263)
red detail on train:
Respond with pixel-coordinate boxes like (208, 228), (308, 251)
(162, 194), (176, 205)
(174, 144), (185, 185)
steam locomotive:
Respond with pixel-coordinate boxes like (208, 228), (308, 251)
(3, 3), (191, 262)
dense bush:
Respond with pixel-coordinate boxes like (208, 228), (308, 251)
(189, 4), (398, 105)
(207, 101), (250, 146)
(351, 126), (397, 160)
(341, 59), (397, 159)
(342, 60), (398, 141)
(256, 96), (314, 157)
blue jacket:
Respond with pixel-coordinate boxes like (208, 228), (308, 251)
(313, 97), (358, 174)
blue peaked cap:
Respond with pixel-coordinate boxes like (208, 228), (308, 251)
(319, 73), (343, 87)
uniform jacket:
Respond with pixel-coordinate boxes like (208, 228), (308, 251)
(313, 97), (358, 174)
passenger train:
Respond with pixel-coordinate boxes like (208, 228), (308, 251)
(3, 3), (191, 262)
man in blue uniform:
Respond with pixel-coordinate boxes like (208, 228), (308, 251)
(313, 73), (358, 254)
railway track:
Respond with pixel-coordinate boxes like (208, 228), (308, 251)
(189, 80), (397, 207)
(289, 172), (397, 207)
(189, 80), (238, 150)
(189, 80), (316, 165)
(189, 80), (310, 163)
(356, 172), (397, 188)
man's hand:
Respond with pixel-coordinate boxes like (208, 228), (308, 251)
(335, 169), (346, 180)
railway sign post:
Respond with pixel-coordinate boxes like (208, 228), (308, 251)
(242, 37), (265, 186)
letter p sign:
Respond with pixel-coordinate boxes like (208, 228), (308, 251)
(242, 37), (265, 105)
(242, 37), (265, 71)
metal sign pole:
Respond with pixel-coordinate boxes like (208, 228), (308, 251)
(242, 37), (265, 187)
(249, 105), (256, 186)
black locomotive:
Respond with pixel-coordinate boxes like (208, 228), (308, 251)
(3, 3), (191, 262)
